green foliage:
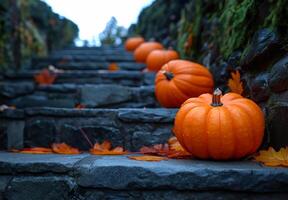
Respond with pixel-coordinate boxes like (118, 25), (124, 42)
(133, 0), (288, 61)
(99, 17), (127, 46)
(0, 0), (78, 69)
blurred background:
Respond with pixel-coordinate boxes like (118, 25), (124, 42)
(0, 0), (287, 72)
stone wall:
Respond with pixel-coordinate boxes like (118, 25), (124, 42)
(132, 0), (288, 149)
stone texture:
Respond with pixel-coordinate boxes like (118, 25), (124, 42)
(0, 110), (24, 119)
(0, 152), (88, 174)
(72, 189), (288, 200)
(74, 155), (288, 192)
(80, 84), (133, 107)
(7, 121), (24, 149)
(5, 176), (76, 200)
(0, 153), (287, 198)
(267, 103), (288, 149)
(10, 95), (76, 109)
(118, 108), (177, 123)
(269, 55), (288, 93)
(0, 82), (35, 98)
(241, 29), (285, 70)
(131, 128), (172, 150)
(4, 70), (154, 86)
(248, 72), (270, 102)
(0, 176), (12, 200)
(24, 119), (56, 147)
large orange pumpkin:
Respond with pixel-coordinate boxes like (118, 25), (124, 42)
(125, 37), (145, 52)
(134, 42), (164, 63)
(174, 88), (265, 160)
(155, 60), (214, 108)
(146, 49), (179, 72)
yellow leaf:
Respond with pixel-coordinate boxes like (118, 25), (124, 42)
(14, 147), (53, 154)
(128, 155), (168, 162)
(90, 140), (127, 155)
(228, 70), (243, 95)
(52, 143), (80, 155)
(254, 147), (288, 167)
(108, 63), (119, 71)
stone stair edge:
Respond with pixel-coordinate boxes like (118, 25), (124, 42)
(0, 152), (287, 193)
(0, 107), (178, 121)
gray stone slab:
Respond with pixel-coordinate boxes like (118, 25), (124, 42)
(7, 121), (24, 149)
(5, 176), (75, 200)
(24, 108), (116, 117)
(118, 108), (177, 123)
(80, 84), (133, 107)
(73, 189), (288, 200)
(0, 152), (88, 174)
(75, 155), (288, 192)
(0, 110), (25, 119)
(0, 82), (35, 98)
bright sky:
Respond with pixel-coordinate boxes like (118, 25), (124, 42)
(43, 0), (154, 46)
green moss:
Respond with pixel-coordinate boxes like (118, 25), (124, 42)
(218, 0), (256, 58)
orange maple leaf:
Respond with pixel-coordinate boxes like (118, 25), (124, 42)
(90, 140), (127, 155)
(14, 147), (53, 154)
(75, 104), (86, 109)
(254, 147), (288, 167)
(228, 70), (243, 95)
(140, 144), (169, 156)
(167, 137), (192, 159)
(52, 143), (80, 155)
(108, 63), (119, 71)
(128, 155), (168, 162)
(34, 69), (57, 85)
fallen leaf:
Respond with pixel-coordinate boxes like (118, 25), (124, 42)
(140, 144), (169, 156)
(128, 155), (168, 162)
(184, 33), (193, 53)
(75, 104), (86, 109)
(34, 69), (57, 85)
(0, 105), (16, 112)
(90, 140), (127, 155)
(108, 63), (119, 71)
(48, 65), (64, 73)
(52, 143), (80, 155)
(254, 147), (288, 167)
(16, 147), (53, 154)
(228, 70), (243, 95)
(167, 137), (192, 159)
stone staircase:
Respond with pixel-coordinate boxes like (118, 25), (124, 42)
(0, 46), (288, 199)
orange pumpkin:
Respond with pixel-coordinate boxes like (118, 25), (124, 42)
(174, 88), (265, 160)
(125, 37), (145, 52)
(134, 42), (164, 63)
(155, 60), (214, 108)
(146, 49), (179, 72)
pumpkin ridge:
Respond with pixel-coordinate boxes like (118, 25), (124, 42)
(173, 78), (213, 98)
(174, 75), (214, 88)
(169, 81), (190, 107)
(226, 104), (254, 158)
(229, 100), (264, 153)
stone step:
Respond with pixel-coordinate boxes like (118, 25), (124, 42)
(0, 108), (176, 151)
(0, 152), (287, 200)
(31, 61), (146, 71)
(33, 53), (135, 63)
(0, 83), (158, 109)
(3, 70), (155, 86)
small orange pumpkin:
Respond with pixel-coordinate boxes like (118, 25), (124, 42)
(125, 37), (145, 52)
(174, 88), (265, 160)
(146, 49), (179, 72)
(155, 60), (214, 108)
(134, 42), (164, 63)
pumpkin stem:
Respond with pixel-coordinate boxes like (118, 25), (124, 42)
(211, 88), (223, 107)
(163, 71), (174, 81)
